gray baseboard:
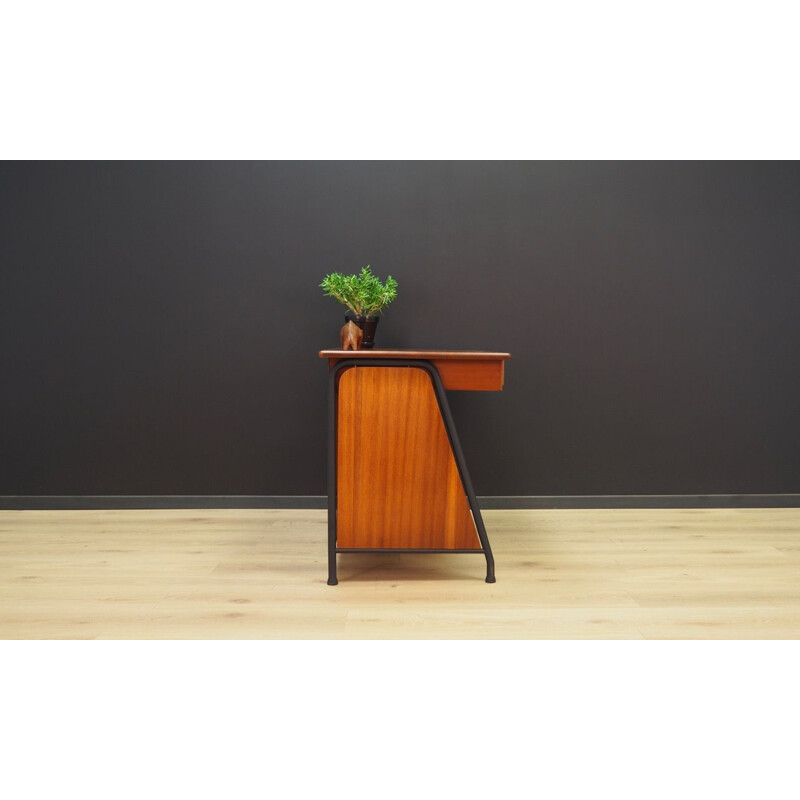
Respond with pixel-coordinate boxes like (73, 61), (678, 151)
(1, 494), (799, 510)
(0, 495), (328, 510)
(478, 494), (800, 509)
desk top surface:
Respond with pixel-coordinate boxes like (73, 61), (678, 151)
(319, 349), (511, 360)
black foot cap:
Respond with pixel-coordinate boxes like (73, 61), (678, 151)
(327, 578), (338, 585)
(485, 576), (496, 583)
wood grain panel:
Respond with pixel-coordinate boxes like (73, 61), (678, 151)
(336, 366), (481, 549)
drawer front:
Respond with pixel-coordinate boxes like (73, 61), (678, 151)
(431, 359), (505, 391)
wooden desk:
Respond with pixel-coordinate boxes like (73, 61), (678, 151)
(320, 349), (511, 584)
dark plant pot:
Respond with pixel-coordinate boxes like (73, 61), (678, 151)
(346, 314), (379, 349)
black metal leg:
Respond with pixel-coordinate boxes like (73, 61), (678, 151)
(327, 361), (340, 586)
(424, 366), (497, 584)
(327, 474), (338, 585)
(484, 547), (496, 583)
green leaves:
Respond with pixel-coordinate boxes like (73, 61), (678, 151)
(320, 265), (398, 317)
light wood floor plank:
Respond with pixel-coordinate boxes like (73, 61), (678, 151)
(1, 508), (799, 639)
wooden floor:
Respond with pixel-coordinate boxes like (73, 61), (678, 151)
(1, 508), (799, 639)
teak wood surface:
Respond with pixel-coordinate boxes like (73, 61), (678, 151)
(336, 366), (481, 549)
(320, 349), (511, 391)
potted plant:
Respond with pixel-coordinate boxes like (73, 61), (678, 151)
(320, 265), (398, 349)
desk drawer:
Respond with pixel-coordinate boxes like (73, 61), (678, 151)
(431, 358), (505, 391)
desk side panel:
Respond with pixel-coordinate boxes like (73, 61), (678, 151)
(337, 366), (481, 549)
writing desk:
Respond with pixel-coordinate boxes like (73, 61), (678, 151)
(320, 349), (511, 584)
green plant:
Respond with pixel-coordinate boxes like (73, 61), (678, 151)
(320, 265), (398, 318)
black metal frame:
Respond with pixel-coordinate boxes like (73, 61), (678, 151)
(327, 358), (496, 585)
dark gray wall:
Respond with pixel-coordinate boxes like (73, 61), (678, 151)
(1, 161), (799, 496)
